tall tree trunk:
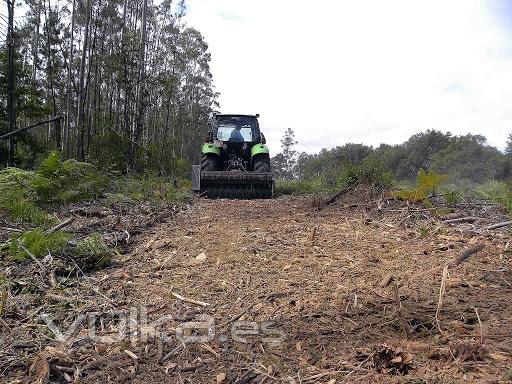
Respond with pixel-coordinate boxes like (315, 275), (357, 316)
(31, 0), (41, 82)
(130, 0), (148, 171)
(44, 0), (59, 149)
(64, 0), (75, 158)
(76, 0), (92, 160)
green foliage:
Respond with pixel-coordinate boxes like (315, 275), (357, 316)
(8, 229), (72, 261)
(5, 229), (113, 271)
(335, 159), (394, 190)
(294, 130), (511, 187)
(416, 169), (448, 195)
(503, 369), (512, 381)
(478, 181), (512, 214)
(393, 169), (447, 203)
(71, 234), (112, 270)
(419, 227), (429, 238)
(445, 190), (462, 206)
(392, 189), (428, 203)
(0, 168), (48, 224)
(430, 134), (502, 185)
(275, 159), (393, 196)
(0, 152), (108, 223)
(274, 178), (326, 196)
(295, 143), (373, 180)
(506, 134), (512, 155)
(173, 158), (192, 180)
(108, 175), (191, 203)
(31, 151), (107, 204)
(272, 128), (298, 180)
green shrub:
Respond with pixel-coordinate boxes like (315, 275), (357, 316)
(109, 175), (190, 203)
(334, 159), (394, 191)
(173, 158), (191, 179)
(8, 228), (72, 261)
(0, 168), (48, 224)
(393, 168), (447, 203)
(31, 152), (107, 204)
(275, 159), (393, 196)
(275, 178), (326, 196)
(71, 233), (112, 270)
(478, 181), (512, 214)
(445, 190), (462, 206)
(0, 152), (109, 223)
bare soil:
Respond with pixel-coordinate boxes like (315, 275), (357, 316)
(1, 189), (512, 383)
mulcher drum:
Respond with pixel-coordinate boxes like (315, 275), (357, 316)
(200, 171), (274, 199)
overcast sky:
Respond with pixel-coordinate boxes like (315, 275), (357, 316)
(184, 0), (512, 154)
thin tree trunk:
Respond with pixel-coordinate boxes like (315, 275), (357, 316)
(64, 0), (75, 158)
(130, 0), (148, 171)
(76, 0), (92, 160)
(31, 0), (41, 82)
(43, 0), (59, 148)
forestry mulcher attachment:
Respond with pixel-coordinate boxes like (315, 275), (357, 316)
(192, 114), (274, 199)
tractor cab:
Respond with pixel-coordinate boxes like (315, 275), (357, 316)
(211, 114), (263, 144)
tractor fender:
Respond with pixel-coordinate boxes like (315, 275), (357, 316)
(202, 143), (221, 156)
(251, 144), (269, 160)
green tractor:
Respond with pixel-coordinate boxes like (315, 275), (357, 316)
(192, 114), (274, 199)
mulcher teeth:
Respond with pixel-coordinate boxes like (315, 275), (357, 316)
(202, 184), (273, 199)
(200, 171), (274, 199)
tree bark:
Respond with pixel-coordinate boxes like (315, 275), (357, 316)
(76, 0), (92, 160)
(64, 0), (75, 158)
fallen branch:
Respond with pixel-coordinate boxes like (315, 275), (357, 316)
(171, 291), (210, 307)
(379, 274), (394, 288)
(485, 220), (512, 230)
(46, 217), (75, 234)
(316, 180), (358, 209)
(474, 307), (483, 345)
(1, 226), (24, 233)
(0, 286), (8, 317)
(443, 216), (477, 224)
(0, 115), (62, 140)
(394, 244), (486, 285)
(20, 245), (46, 271)
(434, 244), (485, 334)
(440, 212), (467, 221)
(218, 302), (257, 329)
(448, 244), (485, 267)
(0, 317), (12, 334)
(435, 265), (449, 334)
(308, 226), (318, 243)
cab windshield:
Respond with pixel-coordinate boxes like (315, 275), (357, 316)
(215, 116), (257, 142)
(217, 126), (253, 142)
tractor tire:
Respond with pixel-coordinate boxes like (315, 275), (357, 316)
(201, 154), (220, 171)
(253, 154), (271, 173)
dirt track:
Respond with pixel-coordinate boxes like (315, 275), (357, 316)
(3, 193), (512, 383)
(82, 194), (511, 383)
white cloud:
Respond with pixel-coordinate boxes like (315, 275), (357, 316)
(184, 0), (512, 153)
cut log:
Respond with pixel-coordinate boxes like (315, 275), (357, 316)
(380, 274), (395, 288)
(443, 216), (477, 224)
(171, 291), (210, 307)
(485, 221), (512, 230)
(448, 244), (485, 267)
(46, 217), (75, 234)
(441, 212), (467, 221)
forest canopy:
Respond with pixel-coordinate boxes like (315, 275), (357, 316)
(274, 129), (512, 187)
(1, 0), (218, 174)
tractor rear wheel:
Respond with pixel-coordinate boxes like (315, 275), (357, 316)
(201, 154), (221, 171)
(253, 154), (271, 172)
